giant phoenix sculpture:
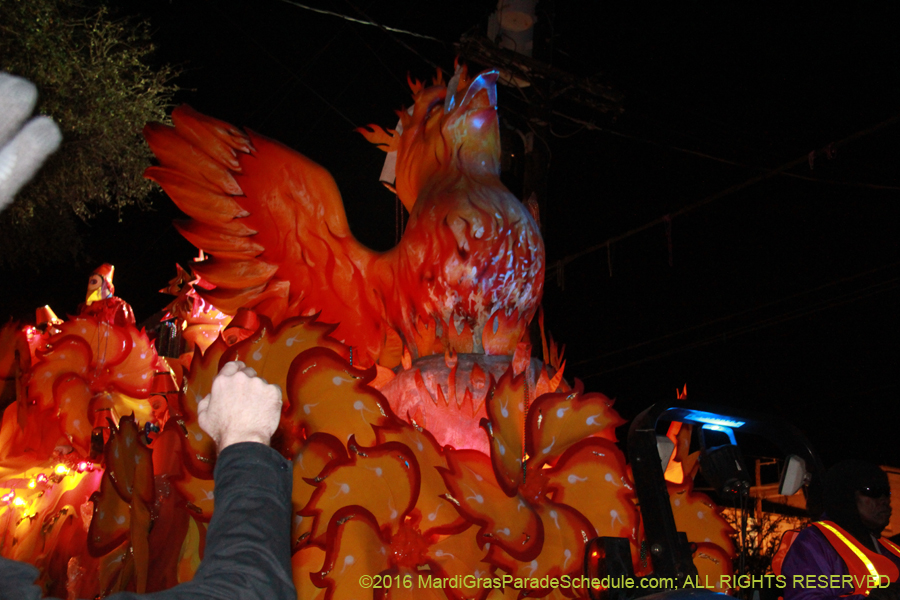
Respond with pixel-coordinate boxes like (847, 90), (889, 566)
(144, 67), (544, 368)
(0, 64), (734, 599)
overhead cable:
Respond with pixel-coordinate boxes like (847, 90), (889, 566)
(548, 112), (900, 281)
(572, 259), (900, 369)
(273, 0), (444, 42)
(210, 1), (359, 129)
(551, 110), (900, 192)
(579, 272), (900, 380)
(343, 1), (449, 76)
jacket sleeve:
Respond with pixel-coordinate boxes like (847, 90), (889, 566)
(0, 559), (43, 600)
(0, 442), (297, 600)
(782, 527), (862, 600)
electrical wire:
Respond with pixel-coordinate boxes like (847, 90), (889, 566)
(295, 46), (386, 145)
(571, 259), (900, 368)
(272, 0), (444, 42)
(778, 171), (900, 191)
(266, 0), (900, 199)
(208, 1), (360, 129)
(577, 272), (900, 380)
(346, 20), (411, 91)
(278, 0), (898, 206)
(551, 109), (900, 191)
(248, 0), (362, 127)
(548, 112), (900, 281)
(344, 1), (450, 76)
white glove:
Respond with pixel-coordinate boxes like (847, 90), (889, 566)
(197, 361), (283, 452)
(0, 73), (62, 213)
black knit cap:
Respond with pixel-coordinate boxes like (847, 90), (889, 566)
(822, 459), (888, 543)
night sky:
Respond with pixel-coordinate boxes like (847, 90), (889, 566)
(3, 1), (899, 469)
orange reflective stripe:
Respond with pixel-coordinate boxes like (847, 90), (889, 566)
(881, 537), (900, 558)
(816, 521), (881, 580)
(773, 529), (800, 577)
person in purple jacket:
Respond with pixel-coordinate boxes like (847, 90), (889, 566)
(780, 460), (900, 600)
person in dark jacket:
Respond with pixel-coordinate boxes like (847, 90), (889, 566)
(781, 460), (900, 600)
(0, 360), (297, 600)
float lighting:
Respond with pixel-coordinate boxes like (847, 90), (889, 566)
(683, 410), (745, 429)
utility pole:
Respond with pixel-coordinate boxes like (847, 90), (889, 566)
(458, 1), (623, 241)
(482, 0), (549, 234)
(458, 1), (623, 354)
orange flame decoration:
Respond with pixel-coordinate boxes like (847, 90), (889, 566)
(0, 66), (734, 598)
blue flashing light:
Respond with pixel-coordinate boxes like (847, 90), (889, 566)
(682, 410), (745, 429)
(701, 424), (737, 445)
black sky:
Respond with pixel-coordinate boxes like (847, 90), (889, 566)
(3, 1), (899, 469)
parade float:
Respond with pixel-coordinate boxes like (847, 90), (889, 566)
(0, 65), (734, 599)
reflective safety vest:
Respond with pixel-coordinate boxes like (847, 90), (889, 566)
(772, 529), (800, 578)
(773, 521), (900, 596)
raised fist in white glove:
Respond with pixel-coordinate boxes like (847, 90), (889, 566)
(197, 361), (283, 452)
(0, 73), (62, 213)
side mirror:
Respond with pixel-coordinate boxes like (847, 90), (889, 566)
(779, 454), (809, 496)
(656, 435), (675, 472)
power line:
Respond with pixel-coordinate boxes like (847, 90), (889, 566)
(209, 1), (359, 129)
(551, 110), (900, 192)
(344, 1), (449, 76)
(576, 267), (900, 380)
(345, 20), (410, 91)
(572, 260), (900, 368)
(581, 276), (900, 379)
(548, 112), (900, 282)
(778, 171), (900, 192)
(263, 1), (900, 200)
(272, 0), (444, 42)
(250, 0), (369, 128)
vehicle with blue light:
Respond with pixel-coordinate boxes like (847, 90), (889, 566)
(584, 401), (825, 600)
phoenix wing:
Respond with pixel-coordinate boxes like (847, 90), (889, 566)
(144, 105), (388, 364)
